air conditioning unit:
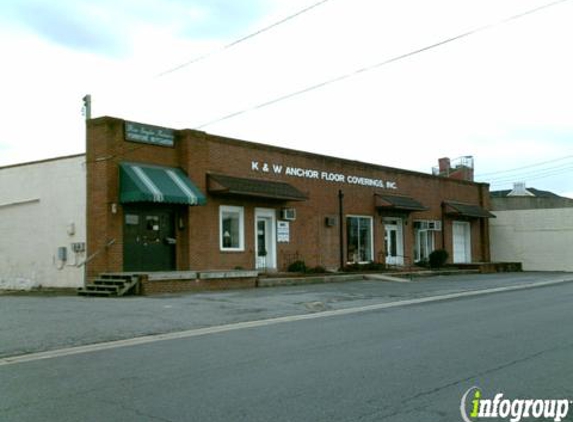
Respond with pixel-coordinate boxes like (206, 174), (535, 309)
(281, 208), (297, 221)
(325, 216), (336, 227)
(428, 221), (442, 231)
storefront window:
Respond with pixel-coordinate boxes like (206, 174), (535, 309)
(346, 216), (373, 263)
(220, 206), (244, 251)
(414, 222), (435, 262)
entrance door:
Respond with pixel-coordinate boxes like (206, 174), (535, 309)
(453, 221), (471, 263)
(255, 208), (276, 271)
(384, 218), (404, 266)
(123, 207), (176, 272)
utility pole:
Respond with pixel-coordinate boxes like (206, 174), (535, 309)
(82, 94), (92, 120)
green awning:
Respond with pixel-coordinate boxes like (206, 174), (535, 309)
(119, 162), (206, 205)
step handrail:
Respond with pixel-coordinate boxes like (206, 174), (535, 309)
(76, 238), (116, 268)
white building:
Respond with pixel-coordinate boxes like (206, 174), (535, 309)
(490, 183), (573, 272)
(0, 155), (86, 290)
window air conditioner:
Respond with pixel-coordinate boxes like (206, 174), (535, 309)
(281, 208), (297, 221)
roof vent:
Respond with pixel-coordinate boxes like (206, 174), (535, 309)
(507, 182), (535, 197)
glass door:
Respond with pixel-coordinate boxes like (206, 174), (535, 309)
(255, 208), (277, 271)
(384, 218), (403, 266)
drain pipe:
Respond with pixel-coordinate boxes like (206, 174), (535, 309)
(338, 190), (344, 270)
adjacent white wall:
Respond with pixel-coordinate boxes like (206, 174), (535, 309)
(0, 155), (86, 289)
(490, 208), (573, 272)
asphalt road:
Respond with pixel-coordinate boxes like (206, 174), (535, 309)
(0, 272), (571, 358)
(2, 278), (573, 422)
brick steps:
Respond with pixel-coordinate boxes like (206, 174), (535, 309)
(78, 274), (139, 298)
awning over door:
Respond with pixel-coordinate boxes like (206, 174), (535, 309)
(443, 201), (495, 218)
(208, 174), (307, 201)
(119, 162), (206, 205)
(375, 194), (428, 212)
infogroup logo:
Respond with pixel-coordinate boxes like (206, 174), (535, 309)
(460, 387), (571, 422)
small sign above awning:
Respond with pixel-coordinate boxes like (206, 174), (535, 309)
(443, 201), (495, 218)
(208, 174), (307, 201)
(120, 162), (206, 205)
(375, 194), (428, 212)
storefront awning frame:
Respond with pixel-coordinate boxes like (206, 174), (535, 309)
(119, 162), (206, 205)
(208, 173), (308, 201)
(375, 194), (428, 212)
(443, 201), (495, 218)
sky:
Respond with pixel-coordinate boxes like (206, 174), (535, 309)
(0, 0), (572, 197)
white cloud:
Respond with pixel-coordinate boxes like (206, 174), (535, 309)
(0, 0), (572, 197)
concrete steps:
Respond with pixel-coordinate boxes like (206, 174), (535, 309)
(78, 274), (139, 298)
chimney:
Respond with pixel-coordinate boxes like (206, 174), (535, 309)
(438, 157), (451, 175)
(507, 182), (535, 197)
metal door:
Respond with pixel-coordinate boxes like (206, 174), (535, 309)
(123, 207), (176, 272)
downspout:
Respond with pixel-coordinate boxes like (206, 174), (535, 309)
(82, 95), (91, 287)
(478, 184), (491, 262)
(338, 190), (345, 270)
(440, 201), (446, 251)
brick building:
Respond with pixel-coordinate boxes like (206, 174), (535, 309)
(85, 116), (494, 280)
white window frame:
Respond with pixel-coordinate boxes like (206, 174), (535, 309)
(453, 220), (472, 263)
(414, 224), (435, 262)
(219, 205), (245, 252)
(383, 217), (404, 266)
(346, 215), (374, 264)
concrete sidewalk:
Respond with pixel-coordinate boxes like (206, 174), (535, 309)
(1, 272), (571, 359)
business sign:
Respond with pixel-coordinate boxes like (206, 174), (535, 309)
(277, 221), (290, 243)
(125, 121), (175, 147)
(251, 161), (398, 190)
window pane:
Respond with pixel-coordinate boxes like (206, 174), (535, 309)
(222, 211), (240, 249)
(358, 218), (372, 261)
(347, 216), (372, 263)
(257, 220), (266, 256)
(418, 231), (425, 260)
(346, 217), (359, 262)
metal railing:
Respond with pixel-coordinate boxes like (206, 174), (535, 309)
(76, 238), (116, 268)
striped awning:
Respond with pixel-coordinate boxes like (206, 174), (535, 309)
(119, 162), (206, 205)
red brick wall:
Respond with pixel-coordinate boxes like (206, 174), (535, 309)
(86, 116), (492, 277)
(140, 277), (257, 295)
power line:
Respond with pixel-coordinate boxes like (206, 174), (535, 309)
(194, 0), (571, 130)
(482, 158), (573, 182)
(489, 166), (573, 187)
(486, 163), (573, 184)
(157, 0), (332, 77)
(476, 154), (573, 177)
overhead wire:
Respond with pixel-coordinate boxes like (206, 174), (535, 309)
(194, 0), (571, 129)
(156, 0), (333, 77)
(486, 163), (573, 184)
(91, 0), (572, 165)
(476, 154), (573, 177)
